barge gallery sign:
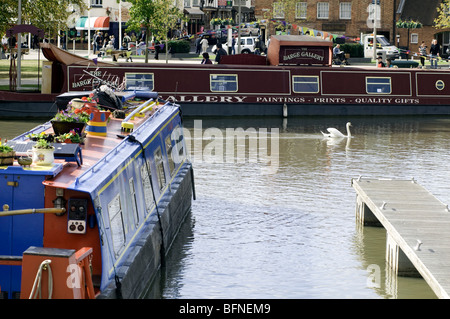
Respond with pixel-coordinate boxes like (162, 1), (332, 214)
(280, 47), (325, 64)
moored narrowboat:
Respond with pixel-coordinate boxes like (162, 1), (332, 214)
(0, 90), (195, 299)
(3, 35), (450, 119)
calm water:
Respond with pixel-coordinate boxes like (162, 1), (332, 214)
(2, 115), (448, 299)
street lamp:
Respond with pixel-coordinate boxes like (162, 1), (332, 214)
(372, 0), (380, 61)
(88, 3), (91, 57)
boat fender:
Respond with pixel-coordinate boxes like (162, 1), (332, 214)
(115, 275), (123, 299)
(190, 163), (196, 201)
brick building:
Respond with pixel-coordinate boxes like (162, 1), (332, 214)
(255, 0), (450, 56)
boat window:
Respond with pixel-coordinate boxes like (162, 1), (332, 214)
(129, 177), (139, 227)
(125, 73), (154, 91)
(140, 162), (155, 214)
(165, 135), (175, 175)
(366, 77), (391, 94)
(171, 125), (185, 165)
(210, 74), (238, 92)
(154, 147), (166, 190)
(292, 76), (319, 93)
(108, 194), (125, 257)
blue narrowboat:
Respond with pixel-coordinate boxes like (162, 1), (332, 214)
(0, 91), (195, 299)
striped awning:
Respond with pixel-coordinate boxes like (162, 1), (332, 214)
(76, 16), (110, 31)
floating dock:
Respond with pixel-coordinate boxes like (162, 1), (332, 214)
(352, 177), (450, 299)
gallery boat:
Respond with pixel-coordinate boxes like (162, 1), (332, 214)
(0, 90), (195, 298)
(3, 35), (450, 118)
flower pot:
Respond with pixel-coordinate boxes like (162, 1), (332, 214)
(85, 111), (111, 137)
(0, 151), (15, 166)
(51, 121), (86, 135)
(28, 147), (55, 166)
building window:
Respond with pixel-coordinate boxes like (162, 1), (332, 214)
(339, 2), (351, 19)
(366, 77), (391, 94)
(210, 74), (238, 92)
(295, 2), (307, 19)
(273, 2), (285, 19)
(125, 73), (154, 91)
(90, 0), (102, 7)
(317, 2), (329, 19)
(292, 76), (319, 93)
(411, 33), (418, 44)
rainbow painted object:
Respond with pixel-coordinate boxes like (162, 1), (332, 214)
(85, 110), (111, 137)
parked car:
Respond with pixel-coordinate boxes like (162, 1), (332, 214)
(234, 36), (257, 54)
(239, 25), (259, 37)
(197, 31), (227, 45)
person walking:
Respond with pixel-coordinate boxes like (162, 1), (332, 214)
(430, 39), (440, 69)
(200, 36), (209, 53)
(195, 36), (201, 55)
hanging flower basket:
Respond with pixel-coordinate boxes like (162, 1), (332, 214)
(211, 18), (222, 26)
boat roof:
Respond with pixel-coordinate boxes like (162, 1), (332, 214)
(25, 99), (180, 195)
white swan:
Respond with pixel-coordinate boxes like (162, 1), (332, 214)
(321, 122), (352, 138)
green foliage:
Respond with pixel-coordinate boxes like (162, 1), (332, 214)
(0, 144), (13, 153)
(168, 40), (190, 53)
(0, 0), (86, 38)
(34, 139), (54, 149)
(340, 43), (364, 58)
(434, 0), (450, 29)
(127, 0), (186, 62)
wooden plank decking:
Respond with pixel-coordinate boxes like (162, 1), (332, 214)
(352, 177), (450, 299)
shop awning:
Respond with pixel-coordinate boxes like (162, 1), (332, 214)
(76, 16), (110, 31)
(184, 7), (204, 19)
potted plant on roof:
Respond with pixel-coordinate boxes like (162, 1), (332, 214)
(51, 93), (97, 135)
(29, 138), (55, 166)
(0, 144), (15, 166)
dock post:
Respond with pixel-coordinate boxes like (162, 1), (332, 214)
(386, 233), (421, 277)
(283, 104), (288, 118)
(355, 194), (381, 226)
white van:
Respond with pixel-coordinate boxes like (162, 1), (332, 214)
(362, 34), (400, 60)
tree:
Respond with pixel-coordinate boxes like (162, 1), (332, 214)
(434, 0), (450, 29)
(127, 0), (185, 63)
(262, 0), (299, 34)
(0, 0), (86, 40)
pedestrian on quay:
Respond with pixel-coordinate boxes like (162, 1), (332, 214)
(418, 41), (427, 68)
(195, 36), (201, 55)
(430, 39), (440, 69)
(201, 52), (212, 64)
(200, 36), (209, 53)
(214, 43), (227, 64)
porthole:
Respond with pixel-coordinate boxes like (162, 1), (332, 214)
(436, 80), (445, 91)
